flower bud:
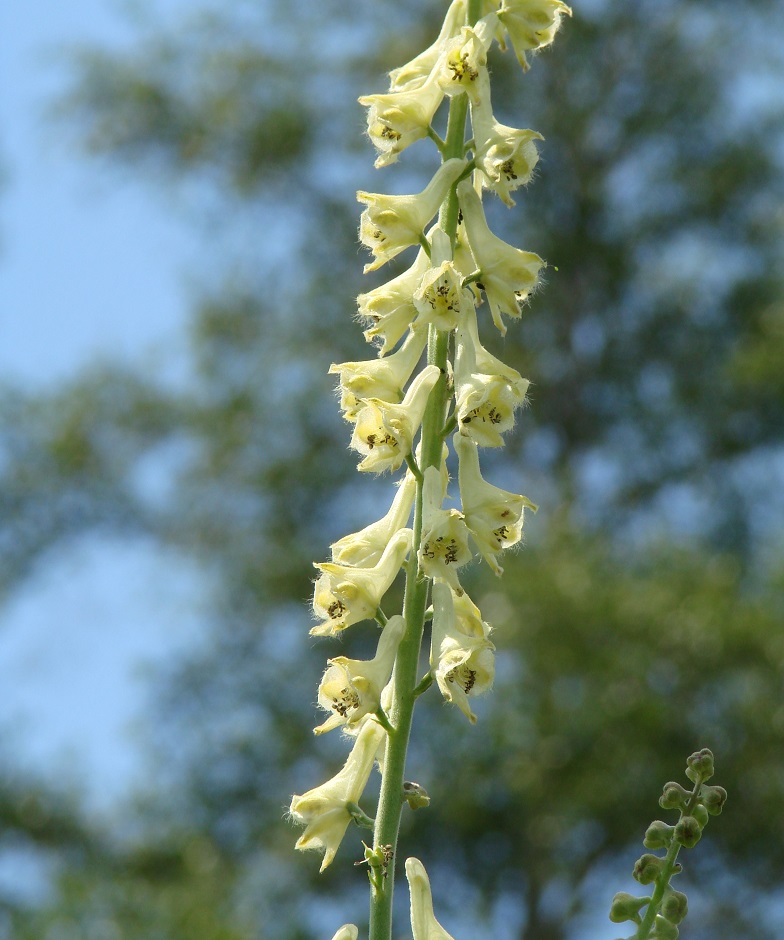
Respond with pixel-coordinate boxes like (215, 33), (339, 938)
(403, 781), (431, 810)
(673, 816), (702, 849)
(660, 889), (688, 925)
(658, 781), (689, 811)
(651, 914), (679, 940)
(609, 892), (650, 925)
(685, 747), (714, 783)
(691, 804), (709, 828)
(632, 853), (665, 886)
(643, 820), (674, 850)
(698, 784), (727, 816)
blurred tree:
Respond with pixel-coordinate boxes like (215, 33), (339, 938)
(1, 0), (783, 938)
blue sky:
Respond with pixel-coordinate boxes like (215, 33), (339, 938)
(0, 0), (201, 816)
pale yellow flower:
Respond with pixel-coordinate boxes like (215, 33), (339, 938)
(453, 308), (529, 447)
(358, 248), (431, 355)
(289, 720), (386, 871)
(436, 14), (498, 101)
(359, 70), (445, 168)
(457, 179), (544, 334)
(470, 72), (543, 206)
(430, 581), (494, 723)
(413, 226), (475, 333)
(418, 467), (472, 590)
(330, 328), (427, 422)
(330, 473), (417, 568)
(358, 158), (467, 272)
(312, 529), (412, 636)
(351, 365), (441, 473)
(454, 432), (536, 575)
(389, 0), (466, 92)
(315, 615), (405, 734)
(407, 856), (458, 940)
(497, 0), (572, 70)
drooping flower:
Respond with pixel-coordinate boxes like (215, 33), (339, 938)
(435, 13), (498, 101)
(330, 473), (417, 568)
(470, 71), (543, 206)
(358, 158), (467, 272)
(407, 856), (458, 940)
(289, 719), (386, 871)
(430, 580), (494, 723)
(413, 226), (475, 332)
(457, 179), (544, 334)
(453, 308), (529, 447)
(388, 0), (466, 92)
(330, 328), (427, 421)
(358, 248), (431, 355)
(360, 70), (445, 168)
(497, 0), (572, 71)
(351, 364), (441, 473)
(454, 432), (536, 575)
(418, 466), (472, 590)
(315, 615), (406, 734)
(312, 529), (413, 636)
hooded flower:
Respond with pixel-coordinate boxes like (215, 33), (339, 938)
(388, 0), (466, 92)
(289, 719), (386, 871)
(436, 13), (498, 101)
(358, 248), (431, 355)
(312, 529), (413, 636)
(360, 70), (445, 167)
(351, 364), (441, 473)
(470, 72), (542, 206)
(418, 466), (473, 589)
(330, 473), (417, 568)
(430, 581), (494, 723)
(453, 309), (529, 447)
(497, 0), (572, 71)
(454, 432), (536, 574)
(413, 226), (475, 332)
(457, 179), (544, 334)
(315, 615), (405, 734)
(330, 328), (427, 421)
(407, 857), (458, 940)
(358, 158), (467, 272)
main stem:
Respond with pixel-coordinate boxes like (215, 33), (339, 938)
(367, 5), (479, 933)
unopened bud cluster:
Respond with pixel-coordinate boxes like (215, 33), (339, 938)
(610, 748), (727, 940)
(288, 2), (571, 937)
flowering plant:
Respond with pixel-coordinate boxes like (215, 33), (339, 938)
(287, 4), (723, 939)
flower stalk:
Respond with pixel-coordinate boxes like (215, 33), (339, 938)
(288, 2), (570, 938)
